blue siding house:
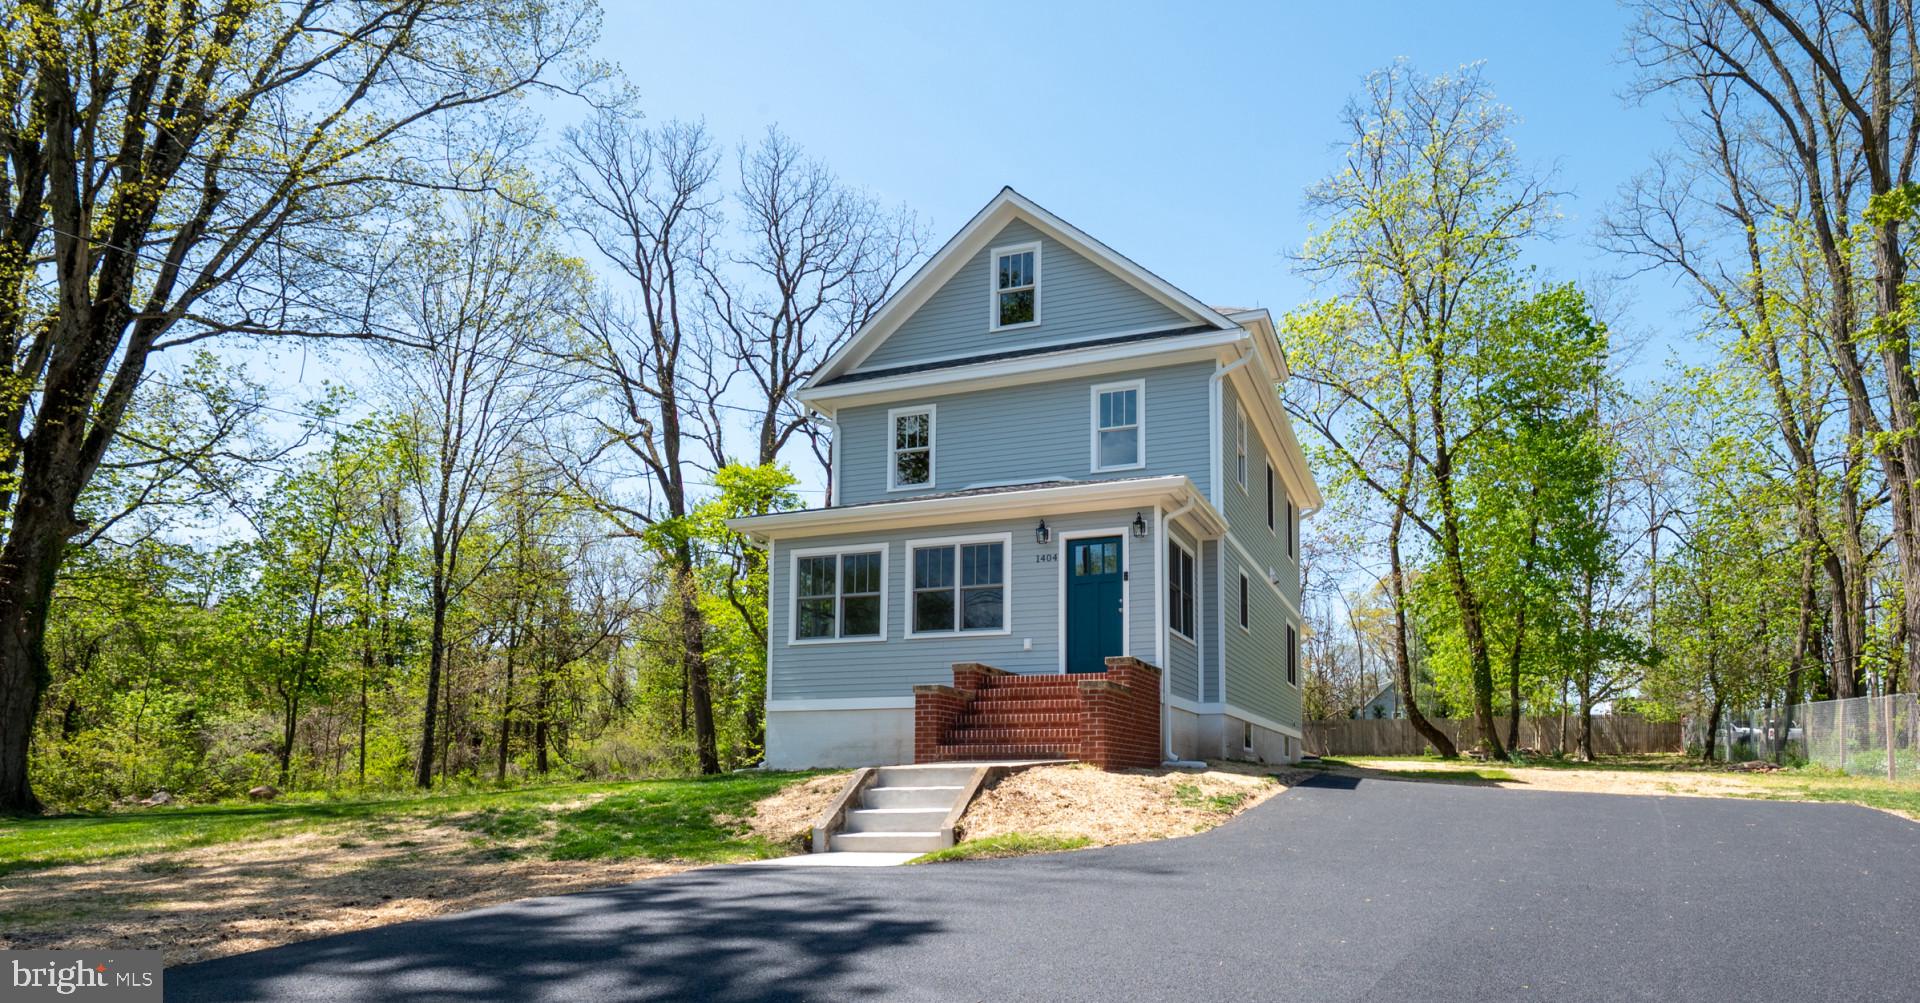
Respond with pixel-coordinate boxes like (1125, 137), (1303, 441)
(728, 188), (1321, 768)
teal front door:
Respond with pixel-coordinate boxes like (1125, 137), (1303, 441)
(1065, 536), (1124, 673)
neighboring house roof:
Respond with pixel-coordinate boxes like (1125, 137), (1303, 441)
(817, 324), (1217, 386)
(805, 187), (1237, 389)
(728, 474), (1227, 540)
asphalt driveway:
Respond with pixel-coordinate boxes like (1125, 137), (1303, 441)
(167, 773), (1920, 1002)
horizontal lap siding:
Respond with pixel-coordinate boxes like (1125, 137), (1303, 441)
(1221, 543), (1300, 730)
(769, 509), (1160, 701)
(857, 219), (1188, 371)
(1166, 522), (1200, 702)
(1202, 539), (1221, 703)
(1220, 382), (1300, 729)
(837, 361), (1214, 506)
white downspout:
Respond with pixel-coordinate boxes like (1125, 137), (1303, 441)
(1162, 495), (1206, 768)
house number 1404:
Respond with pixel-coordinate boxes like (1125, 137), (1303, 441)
(1034, 553), (1057, 562)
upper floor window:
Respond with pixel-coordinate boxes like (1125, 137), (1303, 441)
(1287, 498), (1296, 557)
(1168, 540), (1196, 641)
(908, 534), (1010, 635)
(889, 405), (934, 490)
(1091, 380), (1145, 472)
(1238, 571), (1250, 631)
(1265, 462), (1276, 532)
(1235, 403), (1249, 491)
(793, 547), (886, 643)
(991, 242), (1040, 330)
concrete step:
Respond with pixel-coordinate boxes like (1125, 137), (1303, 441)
(875, 764), (978, 788)
(828, 830), (948, 853)
(844, 807), (950, 833)
(863, 784), (965, 809)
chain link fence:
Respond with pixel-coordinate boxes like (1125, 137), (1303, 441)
(1688, 694), (1920, 780)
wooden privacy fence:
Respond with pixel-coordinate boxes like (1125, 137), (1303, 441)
(1303, 715), (1682, 758)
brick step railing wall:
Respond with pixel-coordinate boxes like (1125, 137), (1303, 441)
(912, 658), (1162, 770)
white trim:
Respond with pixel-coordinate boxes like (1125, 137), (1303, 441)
(732, 474), (1226, 540)
(988, 240), (1042, 332)
(1265, 461), (1277, 535)
(903, 532), (1014, 638)
(765, 535), (778, 702)
(1055, 526), (1131, 673)
(1089, 378), (1147, 473)
(1234, 401), (1249, 492)
(767, 697), (916, 712)
(1227, 703), (1305, 741)
(1153, 504), (1166, 670)
(1167, 534), (1198, 644)
(1163, 697), (1305, 742)
(807, 188), (1234, 385)
(787, 544), (890, 646)
(801, 328), (1244, 407)
(826, 420), (841, 506)
(1214, 538), (1226, 703)
(1237, 570), (1251, 634)
(886, 404), (936, 492)
(844, 321), (1201, 378)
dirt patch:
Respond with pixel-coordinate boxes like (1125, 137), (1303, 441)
(955, 761), (1301, 847)
(0, 778), (849, 967)
(725, 772), (852, 850)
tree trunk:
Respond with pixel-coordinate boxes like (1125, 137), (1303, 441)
(0, 499), (79, 813)
(496, 644), (516, 782)
(415, 572), (448, 788)
(1389, 505), (1457, 758)
(678, 558), (720, 774)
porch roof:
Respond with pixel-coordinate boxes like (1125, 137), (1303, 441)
(726, 474), (1227, 541)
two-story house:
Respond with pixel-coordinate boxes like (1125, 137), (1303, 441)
(728, 188), (1320, 769)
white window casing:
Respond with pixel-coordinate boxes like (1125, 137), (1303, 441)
(905, 532), (1013, 638)
(1090, 378), (1146, 472)
(989, 241), (1041, 331)
(788, 544), (889, 645)
(888, 404), (935, 491)
(1235, 402), (1249, 491)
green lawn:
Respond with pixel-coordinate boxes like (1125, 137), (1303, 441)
(0, 772), (820, 876)
(910, 832), (1093, 863)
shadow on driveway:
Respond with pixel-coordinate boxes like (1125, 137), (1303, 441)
(167, 867), (943, 1002)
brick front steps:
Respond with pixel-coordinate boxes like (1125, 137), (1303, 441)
(913, 658), (1163, 770)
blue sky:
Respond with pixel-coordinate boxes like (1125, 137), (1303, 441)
(605, 1), (1695, 366)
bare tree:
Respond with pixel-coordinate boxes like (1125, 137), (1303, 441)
(703, 128), (925, 476)
(0, 0), (595, 811)
(385, 179), (578, 788)
(554, 113), (729, 774)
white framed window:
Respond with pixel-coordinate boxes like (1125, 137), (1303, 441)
(1234, 403), (1249, 491)
(1168, 539), (1196, 642)
(1265, 462), (1276, 533)
(1238, 571), (1250, 632)
(990, 241), (1040, 330)
(906, 533), (1012, 636)
(888, 405), (934, 491)
(1090, 379), (1146, 472)
(1286, 498), (1296, 557)
(789, 546), (888, 644)
(1287, 623), (1299, 686)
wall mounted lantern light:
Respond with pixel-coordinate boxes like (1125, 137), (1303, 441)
(1035, 519), (1052, 545)
(1131, 511), (1148, 538)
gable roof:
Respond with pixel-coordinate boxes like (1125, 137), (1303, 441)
(806, 188), (1236, 388)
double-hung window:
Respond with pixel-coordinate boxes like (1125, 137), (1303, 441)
(991, 242), (1040, 329)
(1091, 380), (1145, 471)
(792, 548), (886, 642)
(1235, 403), (1249, 491)
(1168, 541), (1196, 641)
(1287, 624), (1298, 685)
(1286, 499), (1296, 557)
(1238, 571), (1250, 631)
(889, 405), (934, 490)
(1265, 462), (1276, 533)
(908, 535), (1010, 635)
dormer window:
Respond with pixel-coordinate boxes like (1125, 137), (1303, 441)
(991, 242), (1040, 330)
